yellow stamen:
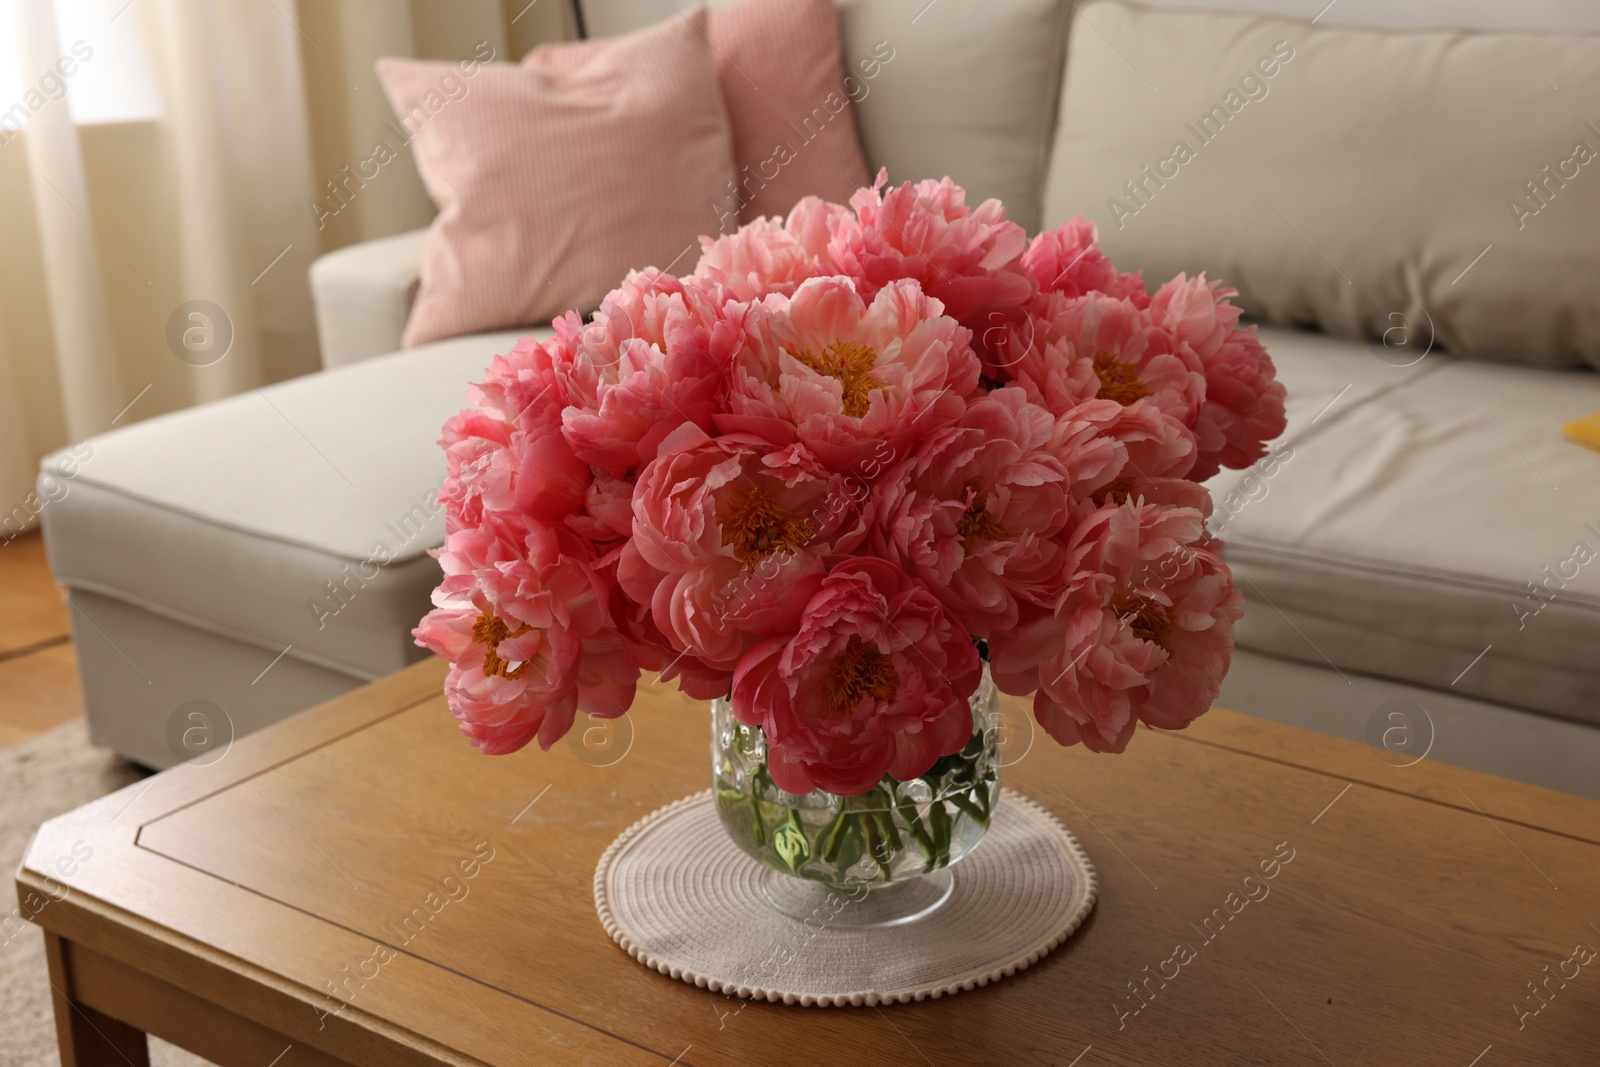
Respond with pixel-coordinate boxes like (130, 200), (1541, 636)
(823, 636), (900, 715)
(1093, 351), (1148, 406)
(1111, 591), (1172, 653)
(473, 613), (532, 679)
(1095, 477), (1138, 506)
(720, 484), (816, 566)
(791, 341), (886, 418)
(954, 481), (1007, 549)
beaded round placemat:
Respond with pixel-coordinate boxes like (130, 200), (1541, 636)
(594, 789), (1096, 1006)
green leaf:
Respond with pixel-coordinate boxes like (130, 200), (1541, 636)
(772, 810), (810, 871)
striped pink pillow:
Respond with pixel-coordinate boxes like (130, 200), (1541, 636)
(379, 12), (735, 348)
(707, 0), (870, 225)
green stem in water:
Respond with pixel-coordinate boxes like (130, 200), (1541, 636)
(868, 787), (903, 852)
(818, 806), (851, 865)
(947, 790), (987, 827)
(928, 800), (952, 868)
(747, 763), (780, 847)
(894, 796), (937, 867)
(830, 818), (865, 881)
(861, 813), (893, 880)
(873, 810), (902, 857)
(749, 793), (766, 849)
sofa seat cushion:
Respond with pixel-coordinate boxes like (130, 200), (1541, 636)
(41, 330), (533, 680)
(1209, 333), (1600, 725)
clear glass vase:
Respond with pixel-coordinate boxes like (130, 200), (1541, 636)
(711, 667), (1000, 926)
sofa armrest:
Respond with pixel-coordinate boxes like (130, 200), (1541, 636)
(309, 228), (429, 368)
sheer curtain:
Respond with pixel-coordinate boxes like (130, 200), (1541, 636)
(0, 0), (573, 524)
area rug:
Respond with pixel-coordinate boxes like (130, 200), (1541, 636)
(0, 720), (209, 1067)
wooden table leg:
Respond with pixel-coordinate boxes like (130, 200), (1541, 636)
(45, 932), (152, 1067)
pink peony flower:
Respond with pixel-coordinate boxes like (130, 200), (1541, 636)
(871, 388), (1073, 635)
(690, 217), (822, 301)
(1071, 399), (1199, 504)
(412, 523), (638, 754)
(440, 331), (589, 534)
(719, 276), (977, 471)
(1022, 217), (1148, 305)
(1044, 404), (1133, 503)
(785, 195), (851, 262)
(1004, 291), (1209, 498)
(1010, 292), (1203, 426)
(618, 429), (847, 691)
(567, 471), (636, 544)
(826, 171), (1035, 376)
(438, 409), (513, 534)
(829, 171), (1031, 317)
(560, 270), (730, 476)
(599, 557), (708, 689)
(469, 322), (580, 429)
(731, 557), (982, 796)
(1146, 275), (1288, 479)
(990, 501), (1241, 753)
(568, 269), (690, 368)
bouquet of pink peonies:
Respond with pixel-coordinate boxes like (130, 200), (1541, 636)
(414, 172), (1285, 798)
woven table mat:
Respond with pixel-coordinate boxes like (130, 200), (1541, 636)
(594, 789), (1096, 1006)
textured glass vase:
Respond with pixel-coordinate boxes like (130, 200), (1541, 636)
(711, 667), (1000, 925)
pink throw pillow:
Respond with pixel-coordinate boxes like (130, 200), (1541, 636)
(379, 12), (735, 348)
(707, 0), (870, 225)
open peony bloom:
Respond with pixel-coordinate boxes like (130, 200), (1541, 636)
(1010, 291), (1204, 430)
(730, 558), (982, 796)
(1146, 274), (1288, 480)
(989, 501), (1243, 753)
(560, 269), (730, 476)
(827, 171), (1034, 376)
(440, 332), (587, 533)
(417, 171), (1282, 778)
(829, 172), (1031, 317)
(721, 275), (977, 471)
(412, 525), (638, 754)
(871, 388), (1074, 636)
(619, 428), (846, 688)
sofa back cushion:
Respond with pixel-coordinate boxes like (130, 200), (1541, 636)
(582, 0), (1070, 234)
(1044, 0), (1600, 368)
(1110, 0), (1600, 30)
(833, 0), (1068, 234)
(704, 0), (870, 225)
(379, 11), (734, 348)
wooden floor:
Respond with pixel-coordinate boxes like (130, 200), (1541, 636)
(0, 531), (84, 748)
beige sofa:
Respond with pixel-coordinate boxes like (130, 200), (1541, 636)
(40, 0), (1600, 799)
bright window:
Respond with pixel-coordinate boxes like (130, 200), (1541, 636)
(0, 0), (161, 135)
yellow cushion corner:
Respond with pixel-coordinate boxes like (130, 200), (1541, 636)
(1561, 411), (1600, 452)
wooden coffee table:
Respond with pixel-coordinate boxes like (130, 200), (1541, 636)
(19, 661), (1600, 1065)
